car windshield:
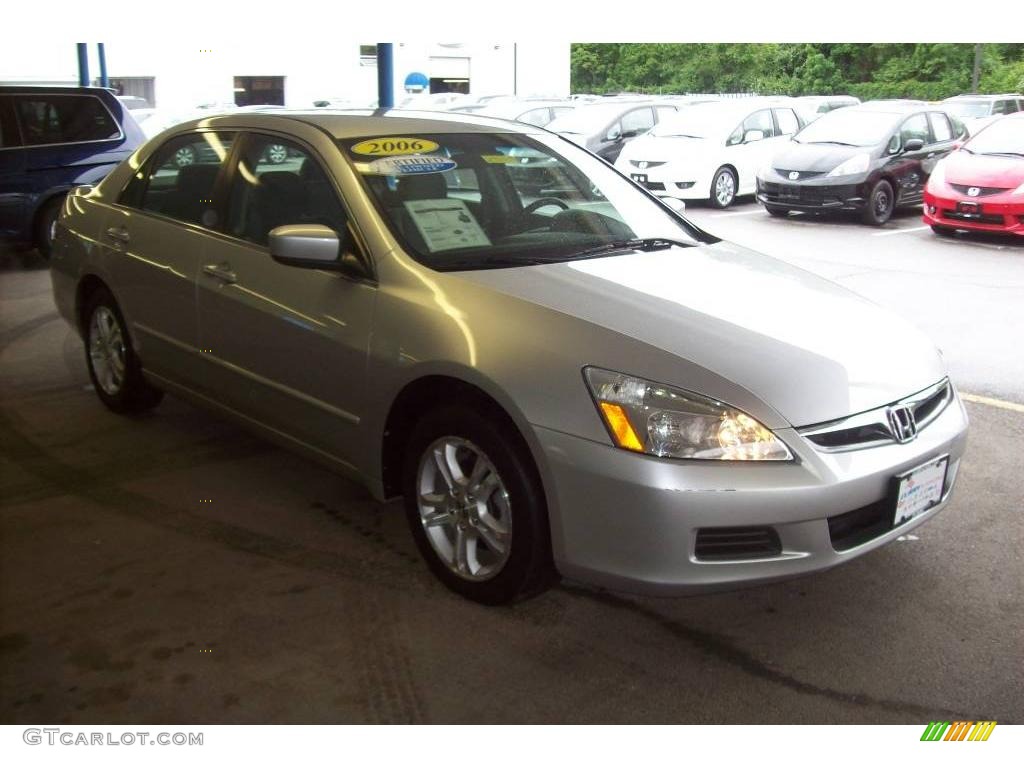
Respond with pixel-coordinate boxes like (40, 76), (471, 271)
(944, 100), (992, 119)
(341, 132), (702, 271)
(794, 110), (897, 147)
(650, 107), (736, 139)
(965, 118), (1024, 155)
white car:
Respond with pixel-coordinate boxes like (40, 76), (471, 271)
(614, 98), (805, 208)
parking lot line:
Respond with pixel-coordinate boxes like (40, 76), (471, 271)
(960, 392), (1024, 414)
(872, 225), (931, 237)
(718, 208), (767, 217)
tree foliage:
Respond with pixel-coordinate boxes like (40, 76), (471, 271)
(570, 44), (1024, 99)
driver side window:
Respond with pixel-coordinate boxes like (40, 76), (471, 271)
(621, 107), (655, 137)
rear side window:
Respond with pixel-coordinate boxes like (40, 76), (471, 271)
(123, 132), (235, 227)
(0, 97), (20, 148)
(13, 94), (121, 145)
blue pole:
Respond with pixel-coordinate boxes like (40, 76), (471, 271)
(76, 43), (89, 87)
(377, 43), (394, 109)
(97, 43), (109, 88)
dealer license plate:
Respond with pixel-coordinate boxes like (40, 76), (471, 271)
(893, 455), (948, 526)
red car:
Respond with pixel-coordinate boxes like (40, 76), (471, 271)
(924, 112), (1024, 236)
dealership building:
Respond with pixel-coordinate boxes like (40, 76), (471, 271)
(0, 41), (571, 112)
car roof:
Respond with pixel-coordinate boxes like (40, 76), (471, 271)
(853, 100), (935, 114)
(164, 108), (546, 138)
(0, 84), (120, 97)
(944, 93), (1022, 101)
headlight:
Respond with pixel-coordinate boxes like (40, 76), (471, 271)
(928, 160), (947, 190)
(827, 153), (869, 177)
(584, 367), (792, 461)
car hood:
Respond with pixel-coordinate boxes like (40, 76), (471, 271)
(617, 135), (715, 165)
(770, 141), (870, 174)
(942, 149), (1024, 187)
(455, 241), (944, 427)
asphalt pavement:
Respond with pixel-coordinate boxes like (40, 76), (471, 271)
(1, 209), (1022, 724)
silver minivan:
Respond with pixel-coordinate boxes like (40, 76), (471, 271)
(50, 110), (968, 603)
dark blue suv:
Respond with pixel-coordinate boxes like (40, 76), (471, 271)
(0, 86), (145, 257)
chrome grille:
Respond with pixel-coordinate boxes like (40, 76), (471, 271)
(799, 379), (952, 452)
(630, 160), (666, 168)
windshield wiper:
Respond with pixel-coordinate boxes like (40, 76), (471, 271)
(981, 151), (1024, 158)
(563, 237), (692, 261)
(661, 133), (703, 139)
(807, 140), (860, 147)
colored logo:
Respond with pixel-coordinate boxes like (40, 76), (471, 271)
(920, 721), (996, 742)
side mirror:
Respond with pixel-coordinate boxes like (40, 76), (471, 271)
(269, 224), (368, 279)
(606, 127), (622, 142)
(744, 129), (765, 143)
(903, 138), (925, 153)
(619, 129), (640, 140)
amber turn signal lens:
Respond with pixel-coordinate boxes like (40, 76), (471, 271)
(598, 402), (644, 452)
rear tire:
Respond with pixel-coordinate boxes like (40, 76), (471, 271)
(35, 196), (65, 259)
(83, 286), (164, 414)
(861, 179), (895, 226)
(402, 404), (554, 604)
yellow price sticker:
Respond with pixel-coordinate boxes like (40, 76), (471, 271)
(351, 137), (440, 156)
(482, 154), (517, 164)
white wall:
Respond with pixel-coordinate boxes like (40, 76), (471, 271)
(0, 41), (571, 111)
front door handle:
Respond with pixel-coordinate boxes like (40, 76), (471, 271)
(202, 262), (237, 284)
(104, 226), (129, 245)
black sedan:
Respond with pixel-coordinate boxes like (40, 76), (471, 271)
(757, 101), (967, 225)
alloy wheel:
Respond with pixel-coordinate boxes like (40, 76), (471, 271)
(416, 437), (512, 581)
(715, 171), (736, 206)
(88, 306), (126, 396)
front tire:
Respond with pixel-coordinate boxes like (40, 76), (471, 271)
(84, 287), (163, 414)
(402, 405), (554, 604)
(709, 166), (737, 209)
(861, 179), (895, 226)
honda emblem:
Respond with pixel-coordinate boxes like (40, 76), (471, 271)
(887, 404), (918, 443)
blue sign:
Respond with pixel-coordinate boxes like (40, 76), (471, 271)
(404, 72), (429, 91)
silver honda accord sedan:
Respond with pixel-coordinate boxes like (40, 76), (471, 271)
(49, 109), (969, 604)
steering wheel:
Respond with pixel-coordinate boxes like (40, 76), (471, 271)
(522, 197), (571, 215)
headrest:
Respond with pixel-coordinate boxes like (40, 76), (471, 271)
(396, 173), (448, 201)
(175, 163), (220, 195)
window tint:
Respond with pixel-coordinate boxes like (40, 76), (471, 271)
(930, 112), (953, 142)
(126, 132), (234, 227)
(899, 113), (930, 147)
(227, 134), (348, 247)
(774, 108), (800, 135)
(13, 94), (120, 145)
(0, 97), (19, 148)
(732, 109), (774, 144)
(621, 107), (654, 135)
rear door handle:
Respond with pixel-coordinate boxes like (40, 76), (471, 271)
(202, 262), (237, 284)
(104, 226), (129, 245)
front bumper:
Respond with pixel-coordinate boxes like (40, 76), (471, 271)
(536, 387), (969, 596)
(621, 164), (713, 201)
(756, 174), (871, 212)
(923, 188), (1024, 235)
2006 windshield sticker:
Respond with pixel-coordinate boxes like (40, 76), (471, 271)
(365, 156), (457, 175)
(351, 137), (440, 156)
